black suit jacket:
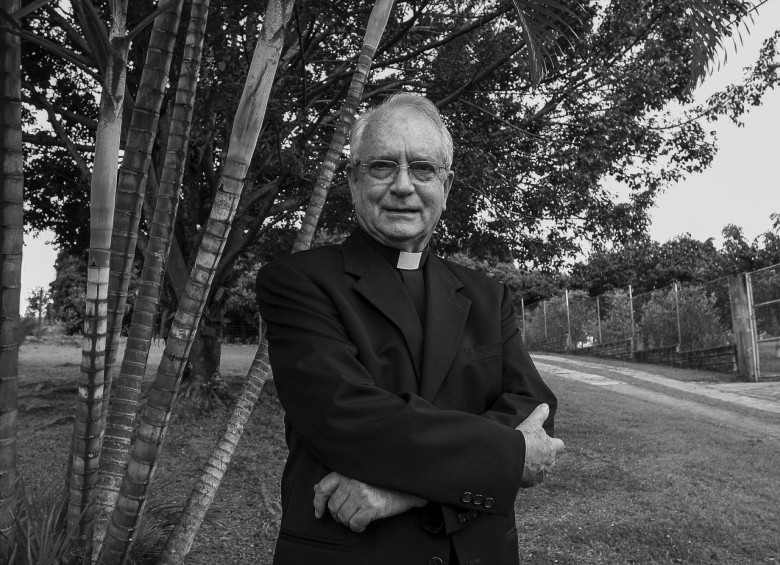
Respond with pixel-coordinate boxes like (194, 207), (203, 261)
(256, 231), (557, 565)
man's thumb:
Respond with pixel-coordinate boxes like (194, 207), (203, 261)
(516, 403), (550, 431)
(531, 403), (549, 424)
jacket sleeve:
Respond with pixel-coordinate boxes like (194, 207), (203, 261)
(481, 284), (557, 434)
(438, 283), (557, 534)
(257, 258), (534, 519)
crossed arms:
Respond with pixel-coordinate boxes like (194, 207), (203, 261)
(257, 256), (564, 534)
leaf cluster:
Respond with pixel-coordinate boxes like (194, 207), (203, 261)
(19, 0), (774, 289)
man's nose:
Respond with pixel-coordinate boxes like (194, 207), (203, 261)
(389, 165), (415, 196)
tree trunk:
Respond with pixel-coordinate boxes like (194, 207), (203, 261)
(91, 0), (185, 557)
(0, 0), (23, 552)
(160, 3), (398, 559)
(292, 0), (395, 252)
(96, 1), (294, 562)
(186, 324), (222, 385)
(158, 326), (272, 565)
(69, 0), (130, 558)
(103, 0), (184, 428)
(95, 3), (209, 535)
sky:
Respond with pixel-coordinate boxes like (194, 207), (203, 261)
(17, 2), (780, 314)
(646, 0), (780, 245)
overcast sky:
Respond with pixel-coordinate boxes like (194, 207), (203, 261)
(19, 3), (780, 313)
(647, 0), (780, 245)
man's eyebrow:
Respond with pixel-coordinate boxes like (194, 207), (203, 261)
(364, 152), (439, 162)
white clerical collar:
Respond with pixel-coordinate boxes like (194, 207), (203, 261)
(396, 251), (423, 270)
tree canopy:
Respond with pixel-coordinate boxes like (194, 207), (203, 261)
(21, 0), (778, 278)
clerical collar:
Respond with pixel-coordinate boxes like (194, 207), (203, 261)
(356, 228), (429, 270)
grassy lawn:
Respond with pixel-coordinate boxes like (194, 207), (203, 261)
(517, 374), (780, 564)
(14, 339), (780, 564)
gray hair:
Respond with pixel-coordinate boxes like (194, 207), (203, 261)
(349, 92), (454, 168)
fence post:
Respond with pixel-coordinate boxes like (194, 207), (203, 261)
(728, 273), (759, 381)
(628, 285), (635, 354)
(674, 282), (682, 352)
(521, 298), (525, 340)
(596, 295), (602, 345)
(543, 300), (548, 341)
(565, 289), (572, 351)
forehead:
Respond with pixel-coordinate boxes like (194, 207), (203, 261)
(358, 107), (442, 160)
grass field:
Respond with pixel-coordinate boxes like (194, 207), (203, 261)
(13, 338), (780, 564)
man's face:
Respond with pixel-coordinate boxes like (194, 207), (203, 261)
(347, 107), (454, 252)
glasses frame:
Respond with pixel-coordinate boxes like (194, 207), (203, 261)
(354, 159), (448, 183)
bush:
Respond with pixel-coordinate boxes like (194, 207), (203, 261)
(636, 285), (732, 351)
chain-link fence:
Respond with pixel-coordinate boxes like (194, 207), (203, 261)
(522, 297), (570, 351)
(522, 283), (735, 353)
(520, 274), (740, 374)
(750, 264), (780, 378)
(630, 279), (734, 352)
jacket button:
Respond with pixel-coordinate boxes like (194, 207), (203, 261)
(473, 494), (483, 506)
(457, 512), (467, 524)
(461, 491), (472, 503)
(428, 558), (444, 565)
(483, 497), (495, 508)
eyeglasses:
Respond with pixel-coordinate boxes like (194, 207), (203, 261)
(355, 159), (447, 182)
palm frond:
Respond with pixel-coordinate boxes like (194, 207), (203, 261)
(512, 0), (581, 86)
(686, 0), (756, 91)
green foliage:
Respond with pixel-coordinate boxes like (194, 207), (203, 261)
(572, 219), (780, 296)
(635, 285), (732, 351)
(0, 481), (82, 565)
(444, 252), (568, 306)
(522, 293), (571, 348)
(22, 0), (776, 278)
(24, 287), (50, 320)
(47, 253), (86, 335)
(597, 289), (634, 344)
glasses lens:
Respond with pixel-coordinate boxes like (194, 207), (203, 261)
(366, 160), (397, 180)
(409, 161), (439, 181)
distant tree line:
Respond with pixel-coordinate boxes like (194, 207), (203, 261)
(44, 216), (780, 339)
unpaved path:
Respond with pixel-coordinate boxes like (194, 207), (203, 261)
(532, 353), (780, 442)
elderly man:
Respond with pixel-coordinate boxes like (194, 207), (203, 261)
(256, 92), (564, 565)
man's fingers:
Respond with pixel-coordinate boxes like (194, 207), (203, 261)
(313, 472), (342, 519)
(348, 509), (374, 533)
(336, 497), (360, 527)
(551, 437), (565, 456)
(327, 485), (350, 523)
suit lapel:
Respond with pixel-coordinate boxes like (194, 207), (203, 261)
(420, 256), (470, 401)
(343, 234), (425, 380)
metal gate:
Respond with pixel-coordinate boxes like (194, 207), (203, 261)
(749, 264), (780, 380)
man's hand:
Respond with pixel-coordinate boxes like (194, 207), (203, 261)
(516, 403), (565, 488)
(313, 472), (427, 533)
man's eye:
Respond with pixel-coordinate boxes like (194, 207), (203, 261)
(410, 162), (437, 175)
(368, 161), (397, 174)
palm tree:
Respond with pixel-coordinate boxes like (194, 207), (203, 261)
(102, 0), (185, 427)
(159, 4), (398, 558)
(292, 0), (395, 252)
(96, 1), (295, 562)
(92, 0), (186, 556)
(0, 0), (22, 553)
(69, 0), (130, 555)
(158, 327), (272, 564)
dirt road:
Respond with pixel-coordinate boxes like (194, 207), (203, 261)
(532, 353), (780, 442)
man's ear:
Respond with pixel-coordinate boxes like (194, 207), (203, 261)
(441, 169), (454, 210)
(346, 163), (358, 203)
